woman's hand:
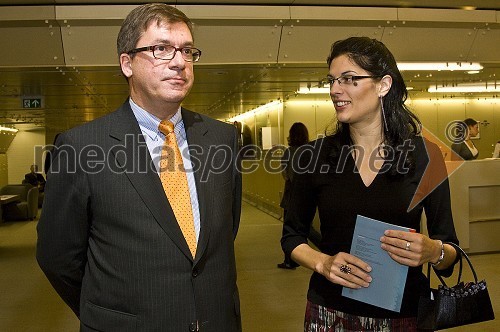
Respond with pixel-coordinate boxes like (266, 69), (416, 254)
(380, 230), (440, 267)
(317, 252), (372, 289)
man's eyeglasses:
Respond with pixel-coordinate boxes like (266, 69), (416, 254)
(127, 44), (202, 62)
(325, 75), (380, 87)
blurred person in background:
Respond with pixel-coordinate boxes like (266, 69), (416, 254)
(451, 118), (479, 160)
(278, 122), (310, 270)
(24, 164), (45, 192)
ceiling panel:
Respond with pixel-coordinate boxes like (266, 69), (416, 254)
(60, 25), (121, 66)
(381, 27), (477, 61)
(397, 7), (497, 23)
(289, 6), (398, 21)
(279, 26), (383, 63)
(469, 28), (500, 62)
(0, 26), (65, 66)
(194, 26), (282, 64)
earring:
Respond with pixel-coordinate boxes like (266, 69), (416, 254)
(380, 96), (388, 132)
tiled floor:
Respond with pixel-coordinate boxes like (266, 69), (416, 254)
(0, 203), (498, 331)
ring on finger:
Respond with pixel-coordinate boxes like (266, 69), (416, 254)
(405, 241), (411, 251)
(340, 264), (351, 274)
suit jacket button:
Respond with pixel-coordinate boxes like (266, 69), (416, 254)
(189, 322), (198, 331)
(192, 269), (198, 277)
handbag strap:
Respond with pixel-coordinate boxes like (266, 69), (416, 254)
(427, 253), (460, 288)
(426, 242), (478, 287)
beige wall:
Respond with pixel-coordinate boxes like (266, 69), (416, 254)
(242, 158), (284, 219)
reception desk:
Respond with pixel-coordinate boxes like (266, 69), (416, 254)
(447, 158), (500, 253)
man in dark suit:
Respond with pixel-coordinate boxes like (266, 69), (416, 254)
(24, 164), (46, 192)
(36, 4), (242, 331)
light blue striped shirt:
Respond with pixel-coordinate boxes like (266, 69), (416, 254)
(130, 98), (200, 240)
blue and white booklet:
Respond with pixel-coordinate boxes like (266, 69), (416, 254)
(341, 215), (411, 312)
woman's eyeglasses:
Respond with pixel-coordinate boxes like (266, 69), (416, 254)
(325, 75), (380, 87)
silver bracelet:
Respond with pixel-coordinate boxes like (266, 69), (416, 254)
(431, 240), (444, 266)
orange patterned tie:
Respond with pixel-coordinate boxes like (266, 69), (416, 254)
(158, 120), (197, 257)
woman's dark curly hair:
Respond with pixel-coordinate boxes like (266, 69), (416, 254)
(326, 37), (421, 175)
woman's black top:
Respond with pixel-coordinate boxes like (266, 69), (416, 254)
(281, 135), (459, 318)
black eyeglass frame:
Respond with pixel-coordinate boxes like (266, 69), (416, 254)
(325, 75), (381, 86)
(127, 44), (202, 62)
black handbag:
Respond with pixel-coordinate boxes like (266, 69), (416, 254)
(417, 242), (495, 330)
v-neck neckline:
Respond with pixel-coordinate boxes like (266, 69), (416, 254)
(350, 154), (385, 188)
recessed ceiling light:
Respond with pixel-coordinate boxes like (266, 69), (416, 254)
(397, 62), (483, 71)
(0, 126), (18, 133)
(297, 87), (330, 94)
(428, 82), (498, 93)
(467, 71), (480, 74)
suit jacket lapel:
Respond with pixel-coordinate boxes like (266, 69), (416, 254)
(108, 102), (193, 259)
(182, 108), (211, 262)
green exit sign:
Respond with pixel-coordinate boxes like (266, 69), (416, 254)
(22, 98), (43, 108)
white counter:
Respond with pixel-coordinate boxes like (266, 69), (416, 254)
(447, 158), (500, 253)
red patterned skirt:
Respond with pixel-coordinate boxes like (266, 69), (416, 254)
(304, 300), (429, 332)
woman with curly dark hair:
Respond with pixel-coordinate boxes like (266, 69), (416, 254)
(281, 37), (459, 331)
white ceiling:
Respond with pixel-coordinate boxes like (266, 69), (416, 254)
(0, 1), (499, 133)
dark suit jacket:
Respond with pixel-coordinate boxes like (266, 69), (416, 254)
(451, 141), (478, 160)
(24, 172), (46, 191)
(36, 101), (242, 332)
